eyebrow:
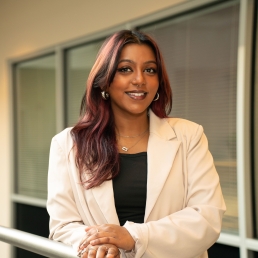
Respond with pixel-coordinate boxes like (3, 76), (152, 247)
(118, 59), (157, 65)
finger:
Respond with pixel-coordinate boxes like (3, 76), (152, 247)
(79, 229), (97, 251)
(96, 245), (108, 258)
(106, 247), (120, 258)
(88, 247), (98, 258)
(86, 231), (117, 246)
(78, 247), (88, 258)
(90, 237), (116, 246)
(79, 227), (93, 250)
(87, 228), (99, 236)
(85, 226), (94, 232)
(79, 228), (100, 250)
(79, 235), (89, 251)
(85, 226), (99, 233)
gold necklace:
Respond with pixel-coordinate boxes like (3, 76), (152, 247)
(116, 128), (149, 138)
(119, 130), (149, 152)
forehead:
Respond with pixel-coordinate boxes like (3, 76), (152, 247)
(119, 44), (156, 61)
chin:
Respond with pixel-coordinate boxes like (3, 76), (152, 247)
(127, 109), (148, 116)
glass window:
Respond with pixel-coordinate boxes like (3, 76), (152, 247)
(140, 2), (239, 234)
(65, 40), (104, 127)
(14, 54), (56, 199)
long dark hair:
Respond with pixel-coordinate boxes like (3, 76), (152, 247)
(71, 30), (172, 189)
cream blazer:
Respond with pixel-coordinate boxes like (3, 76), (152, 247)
(47, 110), (226, 258)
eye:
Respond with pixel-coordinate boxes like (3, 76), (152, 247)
(117, 67), (132, 73)
(145, 68), (157, 74)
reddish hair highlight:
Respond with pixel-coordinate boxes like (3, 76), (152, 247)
(71, 30), (172, 189)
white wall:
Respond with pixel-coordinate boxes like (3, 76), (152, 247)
(0, 0), (187, 257)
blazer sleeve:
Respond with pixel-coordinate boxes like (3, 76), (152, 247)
(124, 125), (226, 258)
(47, 136), (86, 251)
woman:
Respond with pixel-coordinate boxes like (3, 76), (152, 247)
(47, 30), (226, 258)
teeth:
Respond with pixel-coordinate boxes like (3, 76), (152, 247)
(127, 92), (145, 96)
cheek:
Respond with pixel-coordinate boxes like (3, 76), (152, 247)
(109, 77), (125, 91)
(150, 79), (159, 93)
(108, 84), (126, 102)
(108, 85), (124, 96)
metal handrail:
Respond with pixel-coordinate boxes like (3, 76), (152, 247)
(0, 225), (78, 258)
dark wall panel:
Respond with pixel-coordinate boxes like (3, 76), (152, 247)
(15, 203), (49, 258)
(208, 243), (240, 258)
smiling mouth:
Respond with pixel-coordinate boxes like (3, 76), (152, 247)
(125, 91), (148, 100)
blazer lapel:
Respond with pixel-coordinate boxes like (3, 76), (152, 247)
(91, 180), (119, 225)
(144, 111), (180, 221)
(90, 180), (120, 225)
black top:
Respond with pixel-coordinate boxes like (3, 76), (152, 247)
(113, 152), (147, 226)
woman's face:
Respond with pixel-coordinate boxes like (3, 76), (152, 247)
(108, 43), (159, 118)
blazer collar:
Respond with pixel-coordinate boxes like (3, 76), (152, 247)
(89, 179), (120, 225)
(148, 109), (176, 140)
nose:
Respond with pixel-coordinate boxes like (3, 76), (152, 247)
(131, 70), (145, 87)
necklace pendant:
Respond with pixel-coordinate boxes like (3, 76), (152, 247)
(122, 147), (128, 152)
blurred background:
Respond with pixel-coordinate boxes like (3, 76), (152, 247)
(0, 0), (257, 257)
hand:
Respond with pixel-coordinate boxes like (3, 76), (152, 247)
(79, 224), (135, 252)
(78, 243), (120, 258)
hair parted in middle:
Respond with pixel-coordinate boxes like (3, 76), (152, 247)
(71, 30), (172, 189)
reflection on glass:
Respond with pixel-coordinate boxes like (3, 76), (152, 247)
(65, 40), (103, 126)
(15, 55), (56, 199)
(141, 2), (239, 234)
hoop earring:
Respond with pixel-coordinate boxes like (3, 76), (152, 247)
(153, 92), (159, 101)
(101, 91), (109, 100)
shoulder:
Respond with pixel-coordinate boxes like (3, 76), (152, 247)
(52, 127), (73, 142)
(162, 117), (207, 154)
(149, 110), (203, 141)
(51, 127), (74, 151)
(166, 117), (202, 134)
(165, 117), (204, 143)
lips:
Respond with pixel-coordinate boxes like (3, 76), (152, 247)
(125, 91), (148, 100)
